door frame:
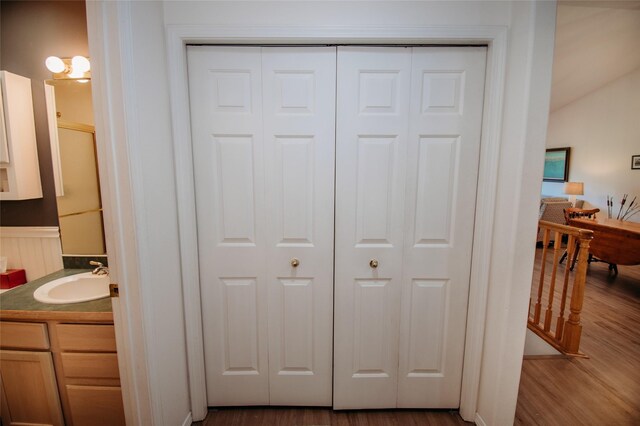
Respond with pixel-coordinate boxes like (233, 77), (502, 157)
(165, 24), (507, 422)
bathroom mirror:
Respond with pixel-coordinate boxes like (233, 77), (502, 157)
(44, 79), (106, 255)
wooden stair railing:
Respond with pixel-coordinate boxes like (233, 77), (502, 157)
(528, 220), (593, 356)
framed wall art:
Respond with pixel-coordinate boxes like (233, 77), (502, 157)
(543, 147), (571, 182)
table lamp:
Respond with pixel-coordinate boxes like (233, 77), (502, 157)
(564, 181), (584, 206)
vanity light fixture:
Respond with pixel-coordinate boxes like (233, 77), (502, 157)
(45, 56), (91, 81)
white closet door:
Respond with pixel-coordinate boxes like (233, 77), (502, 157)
(262, 47), (336, 406)
(397, 47), (487, 408)
(334, 46), (486, 410)
(188, 46), (336, 407)
(334, 47), (413, 409)
(188, 46), (269, 406)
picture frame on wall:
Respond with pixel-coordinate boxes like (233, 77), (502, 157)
(632, 155), (640, 170)
(543, 147), (571, 182)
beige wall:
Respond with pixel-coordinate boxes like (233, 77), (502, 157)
(52, 80), (94, 125)
(542, 68), (640, 222)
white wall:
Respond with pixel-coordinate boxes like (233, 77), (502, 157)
(475, 3), (557, 425)
(0, 227), (63, 281)
(86, 1), (557, 425)
(542, 68), (640, 222)
(86, 2), (188, 425)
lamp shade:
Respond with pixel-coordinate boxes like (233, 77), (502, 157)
(563, 181), (584, 196)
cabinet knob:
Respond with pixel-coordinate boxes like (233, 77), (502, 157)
(369, 259), (379, 268)
(291, 258), (300, 268)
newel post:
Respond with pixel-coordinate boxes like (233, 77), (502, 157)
(562, 230), (593, 354)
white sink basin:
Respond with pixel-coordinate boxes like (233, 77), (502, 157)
(33, 272), (110, 304)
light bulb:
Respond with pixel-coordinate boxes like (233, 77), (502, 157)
(45, 56), (66, 73)
(72, 56), (90, 73)
(68, 69), (84, 79)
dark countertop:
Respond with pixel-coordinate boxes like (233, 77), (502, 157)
(0, 269), (113, 321)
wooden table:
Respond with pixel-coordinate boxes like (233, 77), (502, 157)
(569, 217), (640, 269)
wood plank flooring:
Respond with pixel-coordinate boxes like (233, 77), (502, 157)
(516, 250), (640, 425)
(195, 407), (469, 425)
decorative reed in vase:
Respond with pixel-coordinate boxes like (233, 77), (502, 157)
(608, 194), (639, 220)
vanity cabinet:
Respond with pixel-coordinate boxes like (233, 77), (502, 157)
(0, 320), (124, 426)
(0, 70), (42, 200)
(53, 324), (125, 426)
(0, 322), (64, 426)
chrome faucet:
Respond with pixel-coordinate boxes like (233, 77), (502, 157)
(89, 261), (109, 276)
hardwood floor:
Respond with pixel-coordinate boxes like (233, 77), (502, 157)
(196, 407), (469, 425)
(516, 251), (640, 425)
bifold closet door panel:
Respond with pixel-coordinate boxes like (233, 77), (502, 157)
(333, 46), (487, 410)
(333, 47), (413, 409)
(396, 47), (487, 408)
(188, 46), (270, 406)
(262, 47), (336, 406)
(188, 45), (336, 407)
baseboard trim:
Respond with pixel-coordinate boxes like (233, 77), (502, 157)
(523, 354), (570, 360)
(475, 413), (487, 426)
(182, 412), (193, 426)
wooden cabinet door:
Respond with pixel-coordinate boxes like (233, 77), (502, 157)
(0, 350), (64, 426)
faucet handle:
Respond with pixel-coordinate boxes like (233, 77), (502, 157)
(89, 261), (108, 275)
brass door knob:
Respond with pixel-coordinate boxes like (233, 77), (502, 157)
(291, 258), (300, 268)
(369, 259), (379, 268)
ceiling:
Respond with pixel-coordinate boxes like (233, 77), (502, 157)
(549, 0), (640, 112)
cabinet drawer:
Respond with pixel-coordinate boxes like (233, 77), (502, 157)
(66, 385), (125, 426)
(61, 352), (120, 380)
(55, 324), (116, 352)
(0, 322), (49, 350)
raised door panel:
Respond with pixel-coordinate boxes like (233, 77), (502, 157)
(187, 46), (269, 405)
(351, 279), (396, 378)
(262, 47), (335, 406)
(333, 47), (412, 409)
(397, 47), (486, 408)
(413, 136), (459, 246)
(0, 350), (64, 426)
(355, 136), (398, 246)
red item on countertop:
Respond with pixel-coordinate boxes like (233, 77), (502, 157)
(0, 269), (27, 289)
